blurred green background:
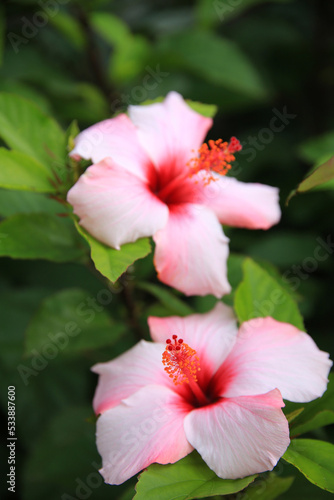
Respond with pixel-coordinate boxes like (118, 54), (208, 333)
(0, 0), (334, 498)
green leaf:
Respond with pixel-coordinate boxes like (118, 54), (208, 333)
(91, 12), (151, 84)
(192, 295), (218, 314)
(158, 31), (268, 99)
(137, 282), (193, 316)
(23, 406), (94, 485)
(65, 119), (80, 153)
(0, 80), (52, 114)
(119, 486), (137, 500)
(109, 36), (151, 84)
(139, 97), (164, 106)
(283, 439), (334, 493)
(75, 223), (151, 283)
(0, 288), (91, 450)
(239, 473), (294, 499)
(0, 149), (58, 193)
(62, 82), (109, 124)
(0, 5), (4, 67)
(90, 12), (130, 45)
(134, 452), (257, 500)
(22, 406), (113, 500)
(0, 213), (85, 262)
(49, 10), (85, 49)
(25, 288), (124, 356)
(234, 258), (304, 330)
(285, 408), (305, 424)
(292, 411), (334, 437)
(287, 156), (334, 203)
(298, 130), (334, 164)
(285, 374), (334, 436)
(0, 93), (66, 174)
(0, 189), (63, 216)
(140, 97), (217, 118)
(0, 287), (49, 371)
(185, 100), (217, 118)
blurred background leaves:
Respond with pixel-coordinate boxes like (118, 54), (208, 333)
(0, 0), (334, 499)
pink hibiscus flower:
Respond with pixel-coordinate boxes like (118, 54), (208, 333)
(92, 303), (331, 484)
(67, 92), (281, 298)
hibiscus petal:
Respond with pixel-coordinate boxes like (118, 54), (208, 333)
(202, 176), (281, 229)
(129, 91), (212, 170)
(70, 114), (152, 181)
(97, 385), (193, 485)
(184, 389), (289, 479)
(218, 317), (332, 402)
(153, 204), (231, 297)
(148, 302), (238, 381)
(92, 340), (174, 415)
(67, 158), (169, 249)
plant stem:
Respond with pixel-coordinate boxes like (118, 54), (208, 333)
(86, 260), (145, 341)
(121, 280), (146, 342)
(74, 4), (119, 108)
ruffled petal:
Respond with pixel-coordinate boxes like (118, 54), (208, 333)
(67, 158), (169, 249)
(70, 114), (152, 181)
(97, 385), (193, 485)
(92, 340), (174, 414)
(184, 389), (289, 479)
(201, 176), (281, 229)
(153, 204), (231, 297)
(148, 303), (238, 383)
(216, 317), (332, 402)
(129, 91), (212, 173)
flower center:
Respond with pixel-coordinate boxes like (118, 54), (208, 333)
(162, 335), (200, 385)
(188, 137), (242, 185)
(162, 335), (224, 408)
(148, 157), (200, 206)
